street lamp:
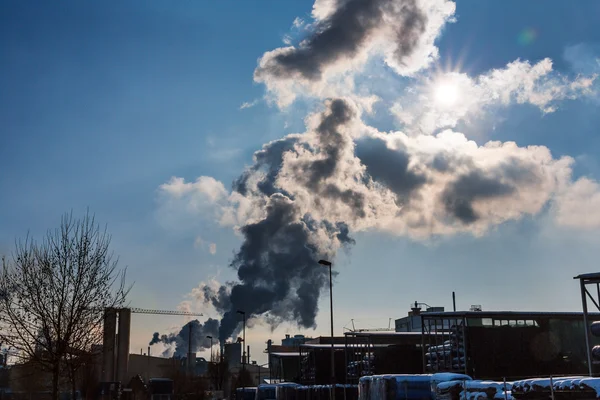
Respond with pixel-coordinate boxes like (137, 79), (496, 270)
(206, 336), (213, 363)
(319, 259), (335, 400)
(237, 310), (246, 374)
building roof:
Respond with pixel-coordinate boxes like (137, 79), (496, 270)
(300, 344), (347, 349)
(344, 331), (421, 337)
(574, 272), (600, 281)
(270, 352), (301, 357)
(421, 311), (600, 318)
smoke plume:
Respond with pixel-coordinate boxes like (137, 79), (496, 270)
(156, 0), (600, 347)
(196, 99), (360, 342)
(149, 318), (219, 358)
(255, 0), (456, 106)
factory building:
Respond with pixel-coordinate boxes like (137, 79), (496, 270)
(421, 310), (600, 380)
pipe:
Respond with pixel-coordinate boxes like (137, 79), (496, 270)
(452, 292), (456, 312)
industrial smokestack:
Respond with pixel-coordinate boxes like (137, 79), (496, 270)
(188, 323), (193, 373)
(102, 308), (117, 382)
(116, 308), (131, 384)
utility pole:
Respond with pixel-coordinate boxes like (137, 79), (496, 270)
(319, 259), (335, 400)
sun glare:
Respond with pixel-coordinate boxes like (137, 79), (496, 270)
(434, 82), (460, 106)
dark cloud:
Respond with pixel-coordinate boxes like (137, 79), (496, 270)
(441, 171), (516, 224)
(355, 137), (427, 203)
(255, 0), (428, 82)
(149, 318), (219, 358)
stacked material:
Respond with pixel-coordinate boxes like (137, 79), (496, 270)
(435, 380), (512, 400)
(275, 383), (300, 400)
(256, 384), (277, 400)
(431, 373), (473, 398)
(235, 387), (258, 400)
(359, 374), (433, 400)
(512, 377), (587, 400)
(426, 325), (466, 373)
(551, 377), (600, 400)
(303, 385), (358, 400)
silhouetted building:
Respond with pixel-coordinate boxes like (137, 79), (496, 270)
(421, 310), (600, 380)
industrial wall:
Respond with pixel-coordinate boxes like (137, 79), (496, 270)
(128, 354), (179, 381)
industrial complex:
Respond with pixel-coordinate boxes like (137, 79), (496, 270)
(2, 273), (600, 400)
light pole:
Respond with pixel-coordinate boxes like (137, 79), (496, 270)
(237, 310), (246, 377)
(206, 336), (213, 363)
(319, 259), (335, 400)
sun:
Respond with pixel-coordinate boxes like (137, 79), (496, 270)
(434, 81), (460, 106)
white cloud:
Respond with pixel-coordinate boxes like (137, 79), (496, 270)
(292, 17), (305, 29)
(192, 236), (217, 255)
(160, 176), (227, 203)
(240, 99), (259, 109)
(392, 58), (597, 134)
(554, 177), (600, 229)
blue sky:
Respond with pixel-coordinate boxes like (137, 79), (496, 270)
(2, 0), (600, 363)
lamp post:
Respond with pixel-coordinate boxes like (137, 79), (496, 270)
(237, 310), (246, 375)
(319, 259), (335, 400)
(206, 336), (213, 363)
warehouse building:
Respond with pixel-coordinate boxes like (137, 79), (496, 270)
(421, 310), (600, 380)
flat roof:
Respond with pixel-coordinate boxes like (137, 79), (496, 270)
(574, 272), (600, 281)
(344, 331), (421, 337)
(421, 311), (600, 318)
(300, 343), (392, 349)
(271, 352), (301, 357)
(300, 344), (347, 349)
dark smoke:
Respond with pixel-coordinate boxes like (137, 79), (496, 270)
(205, 99), (359, 343)
(355, 137), (427, 204)
(149, 318), (219, 357)
(440, 161), (538, 224)
(255, 0), (428, 82)
(291, 99), (367, 218)
(234, 135), (301, 197)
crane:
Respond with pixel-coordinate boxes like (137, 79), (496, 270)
(128, 307), (203, 317)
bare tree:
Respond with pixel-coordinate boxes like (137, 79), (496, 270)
(0, 212), (131, 400)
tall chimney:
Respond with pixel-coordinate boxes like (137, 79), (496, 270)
(116, 308), (131, 384)
(188, 323), (193, 373)
(102, 308), (117, 382)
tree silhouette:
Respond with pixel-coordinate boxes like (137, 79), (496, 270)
(0, 211), (131, 400)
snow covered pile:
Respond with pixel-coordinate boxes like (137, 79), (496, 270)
(435, 379), (512, 400)
(511, 377), (597, 399)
